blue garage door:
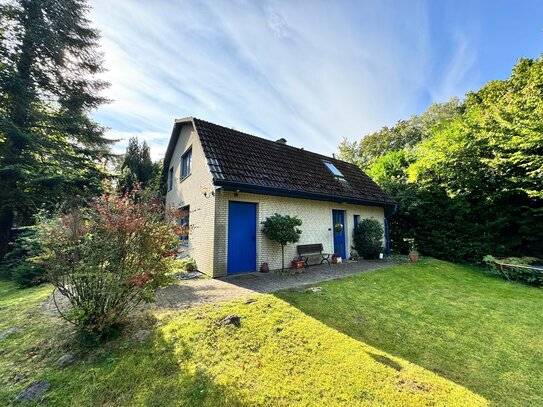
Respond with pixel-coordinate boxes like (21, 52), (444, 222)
(227, 201), (257, 274)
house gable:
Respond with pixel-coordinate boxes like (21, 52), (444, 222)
(165, 120), (216, 275)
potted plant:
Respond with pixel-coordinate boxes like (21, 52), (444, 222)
(260, 262), (270, 273)
(261, 214), (303, 274)
(404, 238), (419, 263)
(291, 257), (305, 270)
(332, 253), (342, 264)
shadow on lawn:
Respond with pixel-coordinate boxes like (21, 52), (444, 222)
(49, 314), (247, 407)
(367, 352), (402, 371)
(271, 260), (543, 407)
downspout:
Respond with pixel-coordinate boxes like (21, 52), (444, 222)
(384, 205), (397, 257)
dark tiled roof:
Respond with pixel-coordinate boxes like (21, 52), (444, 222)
(191, 118), (395, 207)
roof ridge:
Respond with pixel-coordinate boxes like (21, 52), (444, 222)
(192, 117), (358, 168)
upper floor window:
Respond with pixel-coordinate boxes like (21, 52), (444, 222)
(168, 167), (174, 191)
(323, 161), (344, 179)
(181, 148), (192, 179)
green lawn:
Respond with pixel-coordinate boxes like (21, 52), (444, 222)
(0, 273), (484, 406)
(277, 258), (543, 406)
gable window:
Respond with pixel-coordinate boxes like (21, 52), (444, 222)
(323, 161), (344, 178)
(181, 148), (192, 180)
(354, 215), (360, 229)
(168, 167), (174, 191)
(180, 205), (190, 247)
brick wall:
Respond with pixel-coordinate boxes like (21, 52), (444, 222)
(213, 190), (385, 277)
(165, 123), (216, 276)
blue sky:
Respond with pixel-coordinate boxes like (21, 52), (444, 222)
(90, 0), (543, 161)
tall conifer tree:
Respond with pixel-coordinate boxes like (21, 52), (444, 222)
(0, 0), (111, 258)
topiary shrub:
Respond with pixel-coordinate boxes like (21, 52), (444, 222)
(261, 214), (302, 273)
(352, 218), (384, 259)
(0, 226), (46, 287)
(38, 191), (179, 338)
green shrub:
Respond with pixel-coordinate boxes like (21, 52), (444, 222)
(483, 255), (543, 286)
(0, 227), (46, 287)
(178, 256), (197, 272)
(38, 192), (179, 338)
(352, 218), (384, 259)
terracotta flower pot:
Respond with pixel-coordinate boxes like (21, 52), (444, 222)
(260, 262), (270, 273)
(408, 252), (419, 263)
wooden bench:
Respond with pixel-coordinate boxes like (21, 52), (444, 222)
(297, 243), (331, 267)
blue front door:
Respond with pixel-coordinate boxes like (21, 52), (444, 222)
(228, 201), (257, 274)
(332, 209), (347, 259)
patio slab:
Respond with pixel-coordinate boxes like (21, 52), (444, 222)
(155, 260), (397, 310)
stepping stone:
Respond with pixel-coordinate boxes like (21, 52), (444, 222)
(15, 380), (50, 403)
(219, 315), (241, 327)
(0, 327), (22, 340)
(177, 271), (203, 280)
(57, 354), (75, 367)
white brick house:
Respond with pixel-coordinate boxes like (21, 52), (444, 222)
(164, 117), (395, 278)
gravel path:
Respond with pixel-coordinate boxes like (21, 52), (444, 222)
(155, 260), (397, 310)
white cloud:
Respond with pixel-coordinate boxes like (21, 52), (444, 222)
(89, 0), (480, 161)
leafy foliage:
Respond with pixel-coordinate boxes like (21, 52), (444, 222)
(261, 213), (302, 273)
(340, 58), (543, 262)
(37, 191), (179, 337)
(177, 256), (197, 272)
(339, 97), (463, 169)
(117, 137), (162, 195)
(352, 218), (384, 259)
(0, 0), (112, 260)
(0, 226), (45, 286)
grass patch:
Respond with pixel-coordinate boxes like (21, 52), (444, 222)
(0, 281), (63, 402)
(277, 258), (543, 406)
(0, 278), (484, 406)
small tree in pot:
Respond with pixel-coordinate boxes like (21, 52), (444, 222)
(261, 214), (302, 274)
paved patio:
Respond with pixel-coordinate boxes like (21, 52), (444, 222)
(155, 260), (397, 310)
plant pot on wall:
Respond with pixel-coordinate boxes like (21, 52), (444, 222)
(333, 223), (343, 233)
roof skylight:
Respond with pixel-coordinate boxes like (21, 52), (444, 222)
(323, 161), (344, 178)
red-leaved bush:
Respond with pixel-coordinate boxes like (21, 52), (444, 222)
(38, 191), (180, 337)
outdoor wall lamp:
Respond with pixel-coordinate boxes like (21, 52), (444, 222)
(200, 186), (215, 198)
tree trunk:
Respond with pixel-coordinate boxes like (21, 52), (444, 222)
(281, 244), (285, 273)
(0, 206), (14, 261)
